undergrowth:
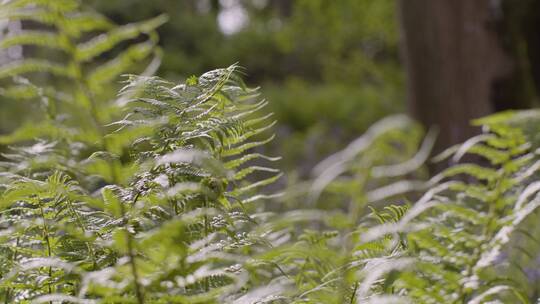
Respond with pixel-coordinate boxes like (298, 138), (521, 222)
(1, 1), (540, 303)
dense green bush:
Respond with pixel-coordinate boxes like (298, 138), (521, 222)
(2, 1), (540, 303)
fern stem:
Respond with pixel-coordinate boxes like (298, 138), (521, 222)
(39, 204), (53, 304)
(125, 227), (144, 304)
(122, 191), (145, 304)
(73, 50), (144, 301)
(203, 197), (210, 292)
(99, 113), (145, 303)
(4, 237), (19, 304)
(349, 282), (359, 304)
(60, 15), (145, 302)
(66, 200), (99, 270)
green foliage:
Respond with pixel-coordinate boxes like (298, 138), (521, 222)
(2, 1), (540, 303)
(0, 2), (280, 302)
(86, 0), (403, 173)
(241, 110), (540, 304)
(0, 0), (164, 137)
(0, 61), (281, 302)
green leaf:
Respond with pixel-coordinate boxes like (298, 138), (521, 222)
(0, 31), (69, 51)
(75, 15), (167, 62)
(0, 59), (73, 79)
(87, 41), (155, 91)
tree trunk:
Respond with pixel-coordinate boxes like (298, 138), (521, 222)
(398, 0), (516, 155)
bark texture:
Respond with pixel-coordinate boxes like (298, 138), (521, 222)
(398, 0), (515, 153)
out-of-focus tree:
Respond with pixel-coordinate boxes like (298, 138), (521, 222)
(399, 0), (540, 155)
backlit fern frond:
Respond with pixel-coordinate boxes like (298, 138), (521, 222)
(0, 0), (165, 146)
(0, 64), (281, 302)
(360, 111), (540, 303)
(0, 171), (104, 301)
(37, 65), (280, 302)
(238, 116), (430, 304)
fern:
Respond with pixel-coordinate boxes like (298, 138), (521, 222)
(240, 112), (540, 304)
(0, 0), (165, 147)
(0, 1), (279, 302)
(357, 111), (540, 303)
(0, 62), (280, 302)
(237, 115), (429, 304)
(2, 1), (540, 303)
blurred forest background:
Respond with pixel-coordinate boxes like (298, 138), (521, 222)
(2, 0), (540, 174)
